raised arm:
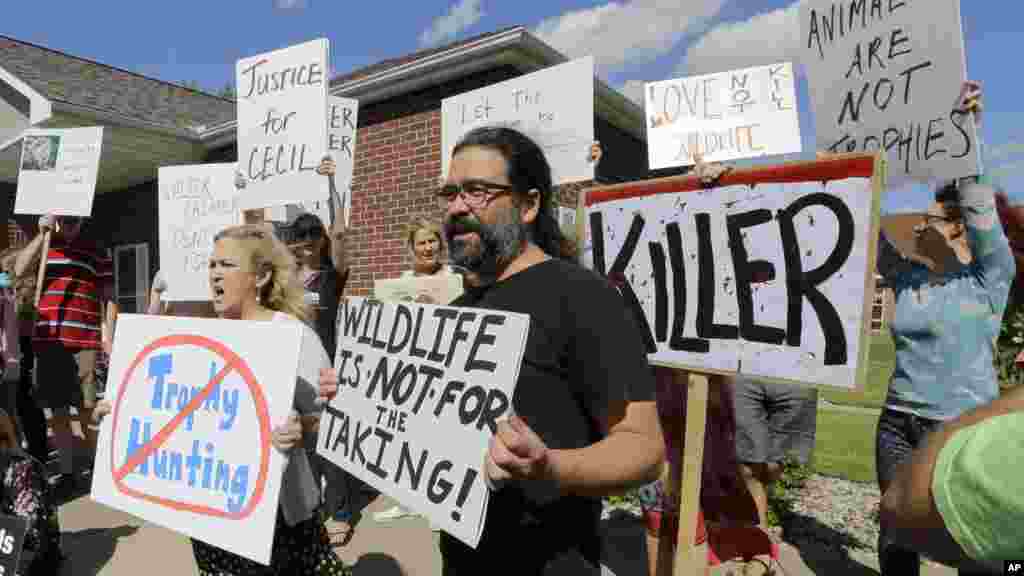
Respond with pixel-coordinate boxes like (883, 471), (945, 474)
(13, 216), (53, 278)
(316, 157), (349, 276)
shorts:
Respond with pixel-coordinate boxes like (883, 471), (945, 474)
(32, 344), (97, 410)
(733, 378), (818, 465)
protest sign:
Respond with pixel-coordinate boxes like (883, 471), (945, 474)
(645, 63), (801, 170)
(0, 515), (28, 576)
(583, 153), (883, 390)
(159, 164), (240, 302)
(441, 57), (595, 185)
(259, 95), (358, 228)
(328, 95), (358, 228)
(317, 298), (529, 547)
(800, 0), (977, 184)
(374, 274), (464, 306)
(91, 315), (306, 565)
(15, 126), (103, 216)
(236, 38), (330, 211)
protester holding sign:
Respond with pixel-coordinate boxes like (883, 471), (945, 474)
(335, 125), (662, 574)
(95, 224), (351, 575)
(867, 82), (1015, 576)
(0, 408), (63, 575)
(13, 215), (111, 496)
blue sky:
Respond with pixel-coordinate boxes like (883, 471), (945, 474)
(3, 0), (1020, 212)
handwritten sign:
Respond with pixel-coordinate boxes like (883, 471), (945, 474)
(800, 0), (978, 184)
(328, 95), (358, 228)
(14, 126), (104, 216)
(260, 95), (359, 228)
(645, 63), (801, 169)
(159, 164), (240, 302)
(0, 515), (28, 576)
(441, 57), (595, 185)
(91, 315), (305, 565)
(584, 155), (882, 390)
(236, 38), (330, 210)
(374, 274), (464, 306)
(316, 298), (529, 548)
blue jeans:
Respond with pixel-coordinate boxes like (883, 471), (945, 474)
(875, 408), (992, 576)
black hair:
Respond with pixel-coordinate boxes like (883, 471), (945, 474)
(452, 126), (576, 260)
(286, 212), (332, 268)
(935, 181), (964, 223)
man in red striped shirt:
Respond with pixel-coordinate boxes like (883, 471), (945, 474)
(15, 214), (112, 494)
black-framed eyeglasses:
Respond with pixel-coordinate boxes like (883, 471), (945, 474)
(436, 180), (515, 209)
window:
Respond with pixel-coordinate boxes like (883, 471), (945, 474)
(113, 243), (149, 314)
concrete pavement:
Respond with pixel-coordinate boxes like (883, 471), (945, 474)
(56, 491), (961, 575)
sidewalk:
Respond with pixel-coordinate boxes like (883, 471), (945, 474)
(58, 491), (960, 575)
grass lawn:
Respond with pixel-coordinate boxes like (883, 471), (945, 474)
(818, 332), (895, 410)
(811, 407), (879, 483)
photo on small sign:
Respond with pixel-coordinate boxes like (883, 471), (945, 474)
(20, 135), (60, 172)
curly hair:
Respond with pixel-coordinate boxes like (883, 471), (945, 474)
(213, 224), (312, 324)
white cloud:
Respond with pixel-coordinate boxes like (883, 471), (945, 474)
(419, 0), (485, 48)
(533, 0), (726, 74)
(273, 0), (306, 9)
(619, 80), (646, 107)
(681, 1), (804, 77)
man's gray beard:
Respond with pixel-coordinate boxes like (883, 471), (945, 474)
(448, 206), (528, 282)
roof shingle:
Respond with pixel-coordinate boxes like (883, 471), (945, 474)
(0, 36), (236, 132)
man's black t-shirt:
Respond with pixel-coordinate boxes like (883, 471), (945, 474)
(439, 258), (655, 575)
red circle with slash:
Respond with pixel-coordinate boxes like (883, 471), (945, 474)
(109, 334), (271, 519)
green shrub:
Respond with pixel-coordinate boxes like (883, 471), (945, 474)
(997, 304), (1024, 390)
(766, 454), (813, 527)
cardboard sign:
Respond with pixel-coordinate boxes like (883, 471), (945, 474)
(441, 57), (595, 185)
(374, 274), (464, 306)
(583, 154), (883, 390)
(316, 298), (530, 548)
(158, 164), (240, 302)
(14, 126), (104, 216)
(91, 315), (308, 565)
(0, 515), (28, 576)
(800, 0), (978, 184)
(645, 63), (801, 170)
(236, 38), (330, 210)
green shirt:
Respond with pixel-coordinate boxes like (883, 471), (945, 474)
(932, 412), (1024, 561)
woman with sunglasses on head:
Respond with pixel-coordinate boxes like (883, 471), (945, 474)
(863, 82), (1015, 576)
(94, 224), (352, 575)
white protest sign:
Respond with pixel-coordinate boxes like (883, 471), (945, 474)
(328, 95), (358, 228)
(645, 63), (801, 170)
(800, 0), (978, 184)
(317, 298), (530, 548)
(584, 156), (881, 389)
(260, 95), (359, 228)
(236, 38), (330, 210)
(159, 164), (240, 302)
(92, 315), (304, 565)
(441, 57), (595, 185)
(15, 126), (103, 216)
(374, 274), (464, 306)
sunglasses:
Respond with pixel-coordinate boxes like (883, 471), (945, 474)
(436, 180), (515, 209)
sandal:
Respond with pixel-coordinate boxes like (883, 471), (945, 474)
(325, 518), (354, 548)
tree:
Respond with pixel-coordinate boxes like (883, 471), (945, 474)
(218, 82), (236, 99)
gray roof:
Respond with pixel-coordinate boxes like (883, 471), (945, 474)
(0, 35), (236, 132)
